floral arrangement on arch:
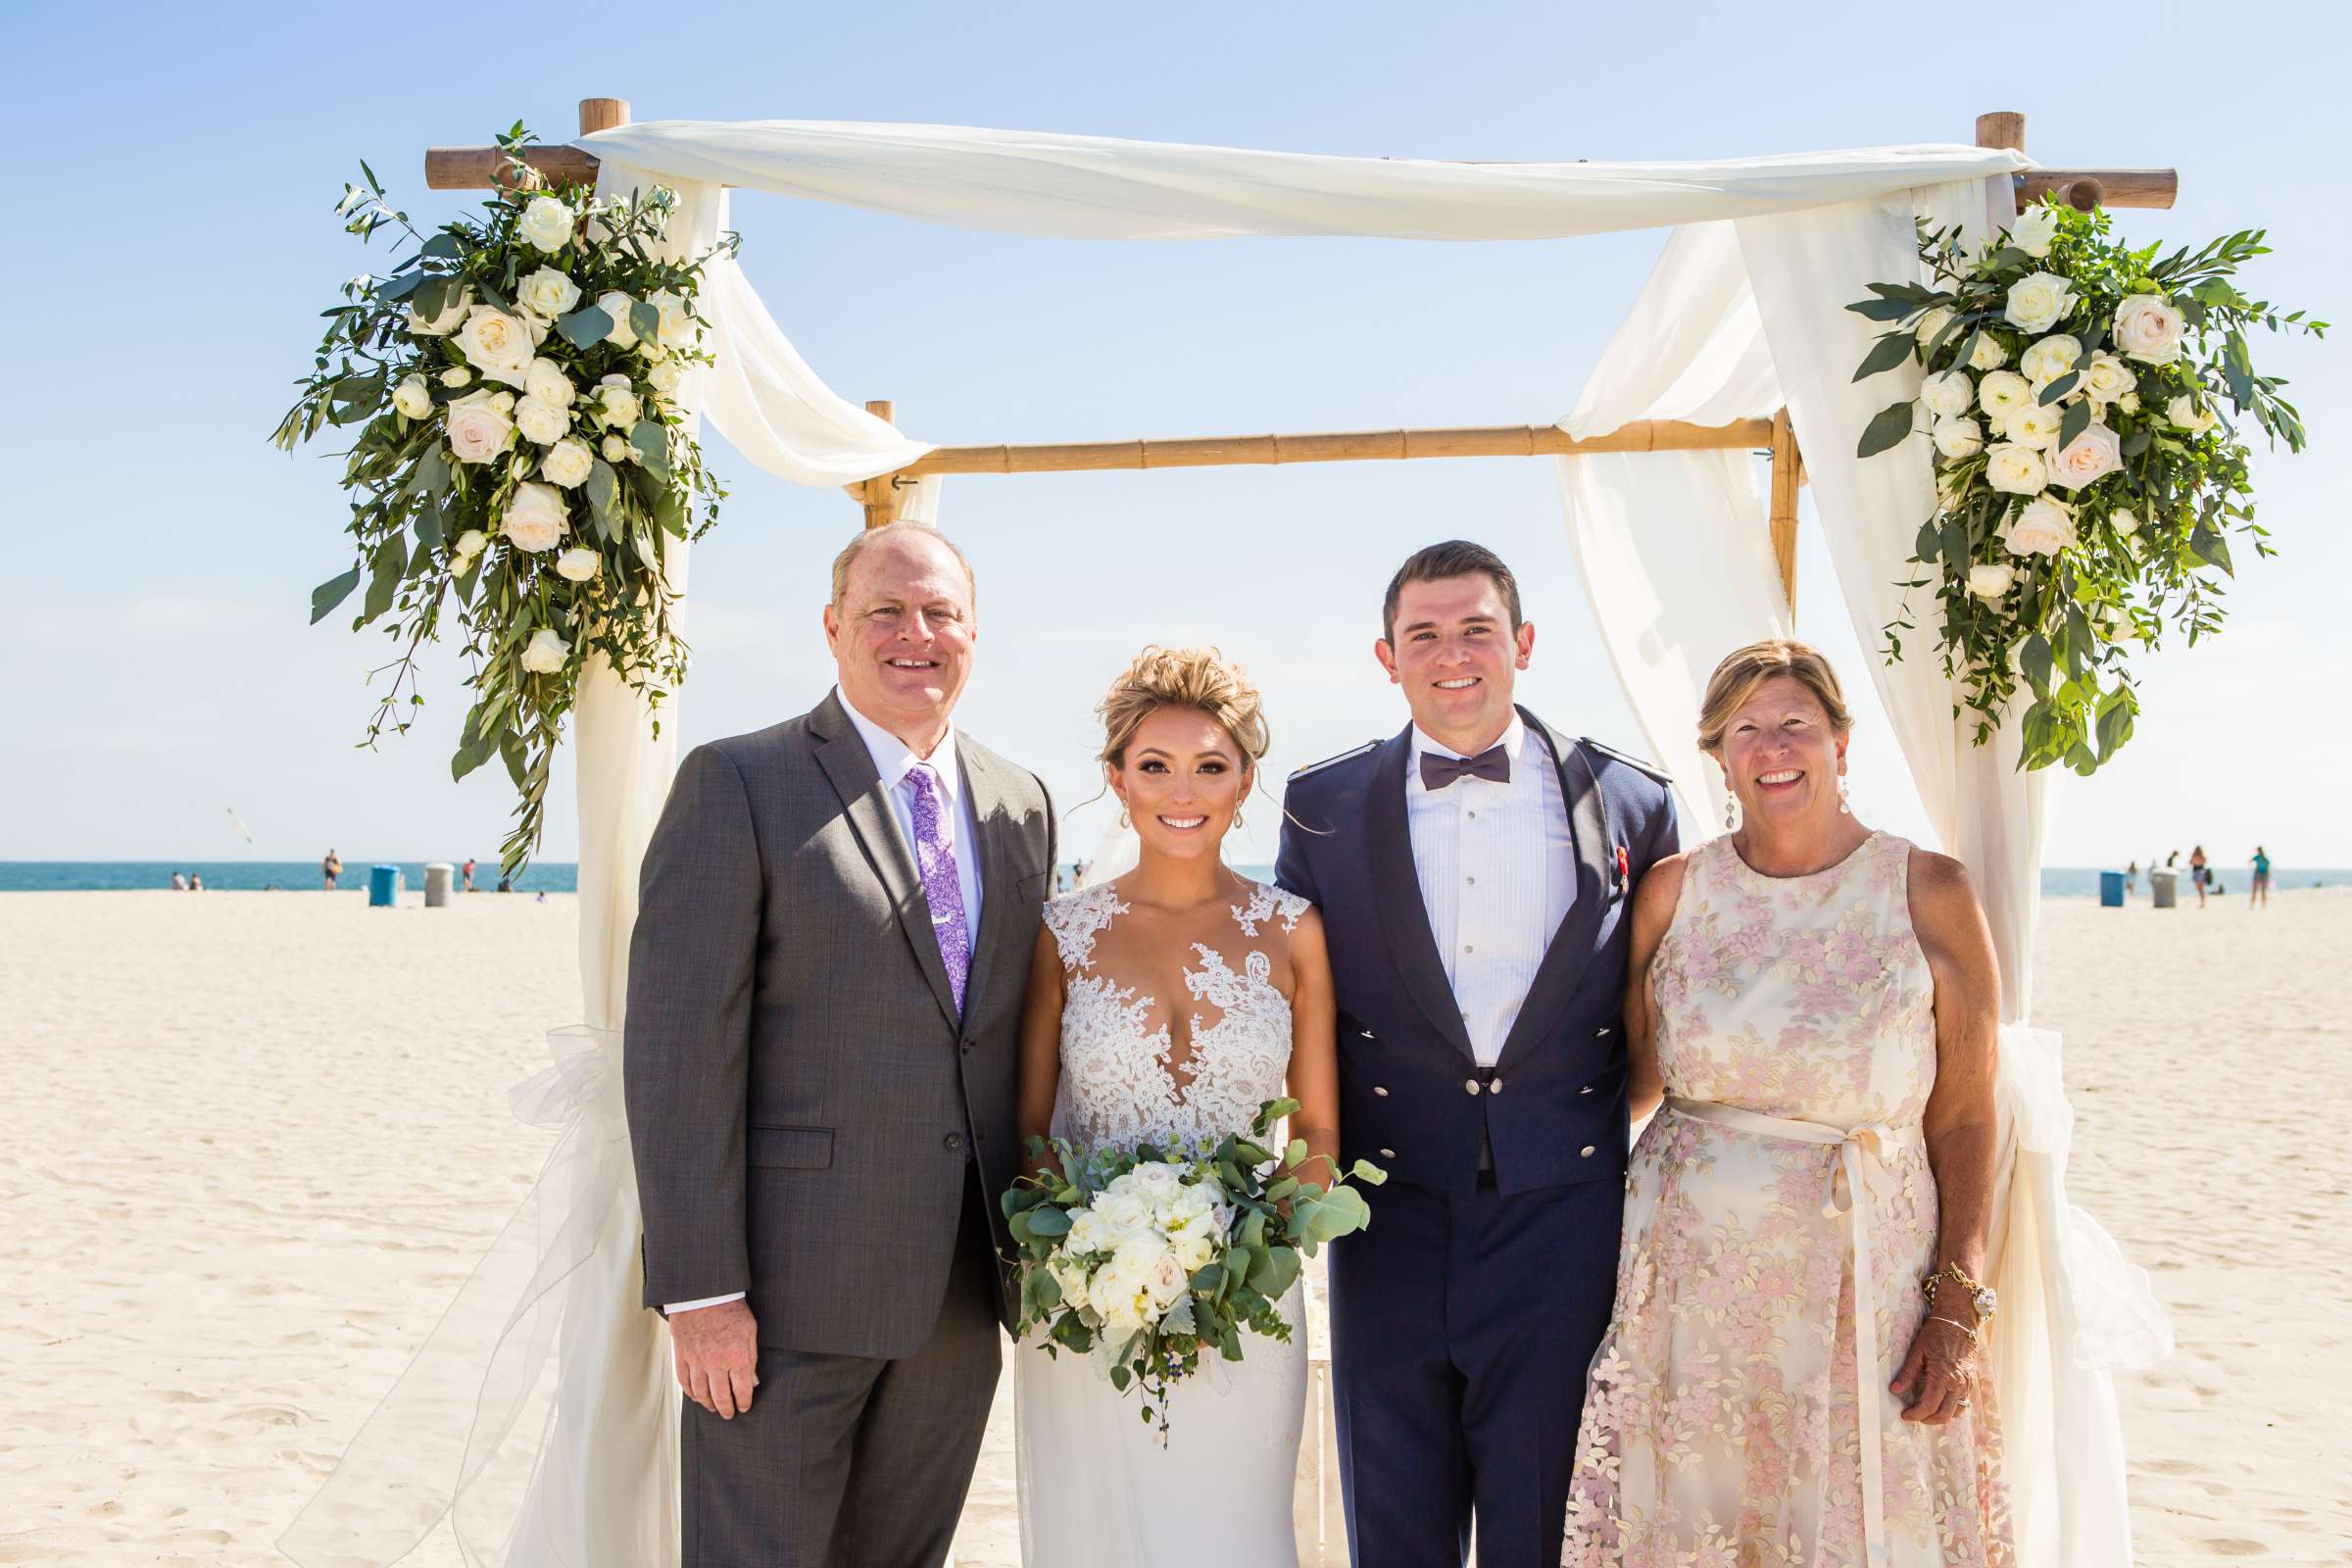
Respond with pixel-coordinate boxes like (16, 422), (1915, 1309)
(1850, 198), (2320, 774)
(276, 125), (736, 873)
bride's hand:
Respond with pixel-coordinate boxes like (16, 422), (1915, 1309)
(1890, 1311), (1980, 1425)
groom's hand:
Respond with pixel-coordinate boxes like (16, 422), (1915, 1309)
(669, 1298), (760, 1418)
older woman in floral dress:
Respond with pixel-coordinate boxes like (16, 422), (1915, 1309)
(1563, 640), (2011, 1567)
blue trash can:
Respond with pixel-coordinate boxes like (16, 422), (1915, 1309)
(368, 864), (404, 907)
(2098, 870), (2125, 907)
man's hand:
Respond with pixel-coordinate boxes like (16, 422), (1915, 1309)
(668, 1298), (760, 1419)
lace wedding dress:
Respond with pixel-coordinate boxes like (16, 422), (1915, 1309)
(1016, 878), (1311, 1568)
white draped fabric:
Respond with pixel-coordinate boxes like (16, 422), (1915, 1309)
(286, 120), (2162, 1568)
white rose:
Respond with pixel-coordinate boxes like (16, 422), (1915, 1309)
(524, 357), (576, 408)
(2004, 401), (2066, 450)
(1169, 1225), (1217, 1276)
(595, 290), (640, 348)
(1968, 333), (2010, 372)
(444, 391), (516, 465)
(1919, 370), (1973, 419)
(2079, 351), (2136, 406)
(518, 625), (570, 674)
(2009, 204), (2063, 260)
(1912, 306), (1955, 348)
(450, 527), (488, 564)
(1931, 416), (1984, 460)
(2167, 394), (2219, 434)
(516, 266), (582, 322)
(554, 546), (601, 583)
(1047, 1254), (1092, 1313)
(489, 390), (515, 414)
(1982, 442), (2048, 496)
(517, 195), (575, 254)
(2048, 422), (2124, 491)
(2001, 494), (2078, 558)
(1144, 1248), (1189, 1309)
(2018, 333), (2083, 387)
(514, 394), (569, 446)
(440, 367), (472, 389)
(602, 433), (631, 463)
(1977, 369), (2034, 420)
(1968, 563), (2018, 600)
(597, 382), (643, 430)
(456, 306), (535, 387)
(1064, 1208), (1109, 1256)
(646, 356), (685, 398)
(646, 288), (700, 351)
(2003, 270), (2077, 334)
(2118, 391), (2140, 415)
(2108, 508), (2142, 536)
(501, 480), (569, 554)
(541, 436), (595, 488)
(2112, 293), (2186, 365)
(1094, 1191), (1152, 1243)
(403, 285), (470, 337)
(391, 373), (432, 419)
(1128, 1162), (1184, 1204)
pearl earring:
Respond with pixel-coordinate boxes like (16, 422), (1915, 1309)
(1838, 774), (1852, 815)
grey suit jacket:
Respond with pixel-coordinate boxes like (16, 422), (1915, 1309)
(623, 691), (1055, 1359)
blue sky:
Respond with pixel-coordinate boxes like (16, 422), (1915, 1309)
(4, 0), (2346, 871)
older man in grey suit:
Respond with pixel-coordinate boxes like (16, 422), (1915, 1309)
(624, 522), (1056, 1568)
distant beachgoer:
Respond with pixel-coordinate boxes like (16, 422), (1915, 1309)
(322, 850), (343, 891)
(2189, 845), (2209, 907)
(497, 874), (513, 894)
(2125, 859), (2138, 898)
(189, 873), (205, 893)
(171, 870), (188, 891)
(462, 857), (477, 893)
(2250, 846), (2273, 909)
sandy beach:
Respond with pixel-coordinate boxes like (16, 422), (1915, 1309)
(2, 886), (2346, 1566)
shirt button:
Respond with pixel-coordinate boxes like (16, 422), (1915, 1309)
(1466, 875), (1476, 885)
(1373, 1086), (1390, 1097)
(1463, 945), (1475, 955)
(1489, 1076), (1504, 1095)
(1581, 1145), (1597, 1157)
(1380, 1148), (1397, 1159)
(1466, 809), (1477, 819)
(1464, 1079), (1482, 1097)
(945, 1133), (965, 1152)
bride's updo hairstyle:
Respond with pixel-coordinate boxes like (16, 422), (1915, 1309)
(1097, 646), (1271, 775)
(1696, 639), (1854, 755)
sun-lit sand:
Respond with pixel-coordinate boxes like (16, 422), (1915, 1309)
(1, 885), (2346, 1565)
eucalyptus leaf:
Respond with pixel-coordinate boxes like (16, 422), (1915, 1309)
(2036, 370), (2081, 406)
(310, 566), (363, 624)
(629, 301), (662, 344)
(555, 304), (614, 352)
(1852, 330), (1916, 381)
(362, 533), (406, 623)
(1856, 400), (1918, 459)
(2058, 401), (2091, 452)
(421, 232), (464, 261)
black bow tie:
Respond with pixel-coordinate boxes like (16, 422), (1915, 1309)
(1419, 745), (1510, 791)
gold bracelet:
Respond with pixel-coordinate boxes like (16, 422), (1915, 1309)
(1929, 1314), (1983, 1340)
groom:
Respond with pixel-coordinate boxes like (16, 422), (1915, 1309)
(1277, 540), (1677, 1567)
(624, 522), (1055, 1567)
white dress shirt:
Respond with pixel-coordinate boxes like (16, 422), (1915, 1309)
(1406, 714), (1577, 1069)
(664, 691), (987, 1316)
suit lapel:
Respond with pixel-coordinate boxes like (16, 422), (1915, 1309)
(1494, 710), (1613, 1074)
(956, 740), (1025, 1018)
(1367, 727), (1478, 1064)
(809, 693), (962, 1032)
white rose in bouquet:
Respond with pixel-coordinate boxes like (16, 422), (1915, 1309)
(1968, 333), (2009, 372)
(2108, 508), (2142, 536)
(1064, 1207), (1110, 1256)
(596, 289), (640, 348)
(555, 546), (602, 582)
(2003, 270), (2077, 334)
(647, 288), (701, 351)
(541, 436), (595, 488)
(2112, 294), (2186, 365)
(1919, 370), (1973, 419)
(602, 433), (632, 463)
(646, 356), (685, 398)
(524, 357), (576, 408)
(404, 285), (471, 337)
(1094, 1190), (1153, 1244)
(2049, 423), (2124, 491)
(1128, 1161), (1185, 1206)
(1968, 562), (2018, 599)
(2118, 391), (2140, 414)
(488, 391), (515, 414)
(514, 394), (570, 446)
(391, 373), (433, 419)
(598, 384), (644, 432)
(2079, 351), (2136, 406)
(1982, 442), (2048, 496)
(519, 625), (570, 673)
(518, 195), (575, 254)
(1912, 306), (1955, 347)
(2004, 402), (2066, 450)
(1931, 416), (1984, 460)
(450, 528), (488, 565)
(1977, 369), (2034, 421)
(2009, 204), (2063, 259)
(445, 391), (516, 465)
(2019, 333), (2083, 387)
(2167, 394), (2219, 434)
(1048, 1253), (1092, 1313)
(440, 367), (472, 389)
(517, 266), (582, 322)
(501, 480), (569, 554)
(2001, 495), (2078, 558)
(1107, 1233), (1185, 1311)
(457, 306), (535, 387)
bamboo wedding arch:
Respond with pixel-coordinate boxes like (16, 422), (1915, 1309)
(426, 100), (2176, 614)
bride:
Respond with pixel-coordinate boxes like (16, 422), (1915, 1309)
(1014, 646), (1340, 1568)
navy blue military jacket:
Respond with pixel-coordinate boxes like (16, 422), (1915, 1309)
(1275, 708), (1678, 1198)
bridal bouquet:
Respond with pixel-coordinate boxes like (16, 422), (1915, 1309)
(1004, 1098), (1383, 1436)
(276, 124), (736, 875)
(1850, 198), (2320, 774)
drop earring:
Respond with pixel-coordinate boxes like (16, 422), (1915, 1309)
(1838, 774), (1852, 814)
(1119, 804), (1131, 828)
(1724, 793), (1740, 831)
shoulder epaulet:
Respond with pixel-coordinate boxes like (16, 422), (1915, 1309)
(1289, 740), (1378, 779)
(1579, 736), (1673, 787)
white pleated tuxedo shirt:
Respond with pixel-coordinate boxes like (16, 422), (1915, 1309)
(1406, 715), (1578, 1069)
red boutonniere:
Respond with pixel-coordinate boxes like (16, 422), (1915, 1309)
(1615, 843), (1632, 892)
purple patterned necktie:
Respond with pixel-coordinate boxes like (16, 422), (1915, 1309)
(904, 762), (971, 1011)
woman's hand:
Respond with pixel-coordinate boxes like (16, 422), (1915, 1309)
(1889, 1311), (1982, 1424)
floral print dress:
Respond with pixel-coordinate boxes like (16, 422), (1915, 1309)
(1562, 831), (2010, 1568)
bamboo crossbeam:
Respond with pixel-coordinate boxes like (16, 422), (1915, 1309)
(891, 418), (1776, 478)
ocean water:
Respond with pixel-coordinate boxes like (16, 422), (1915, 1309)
(4, 861), (2345, 896)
